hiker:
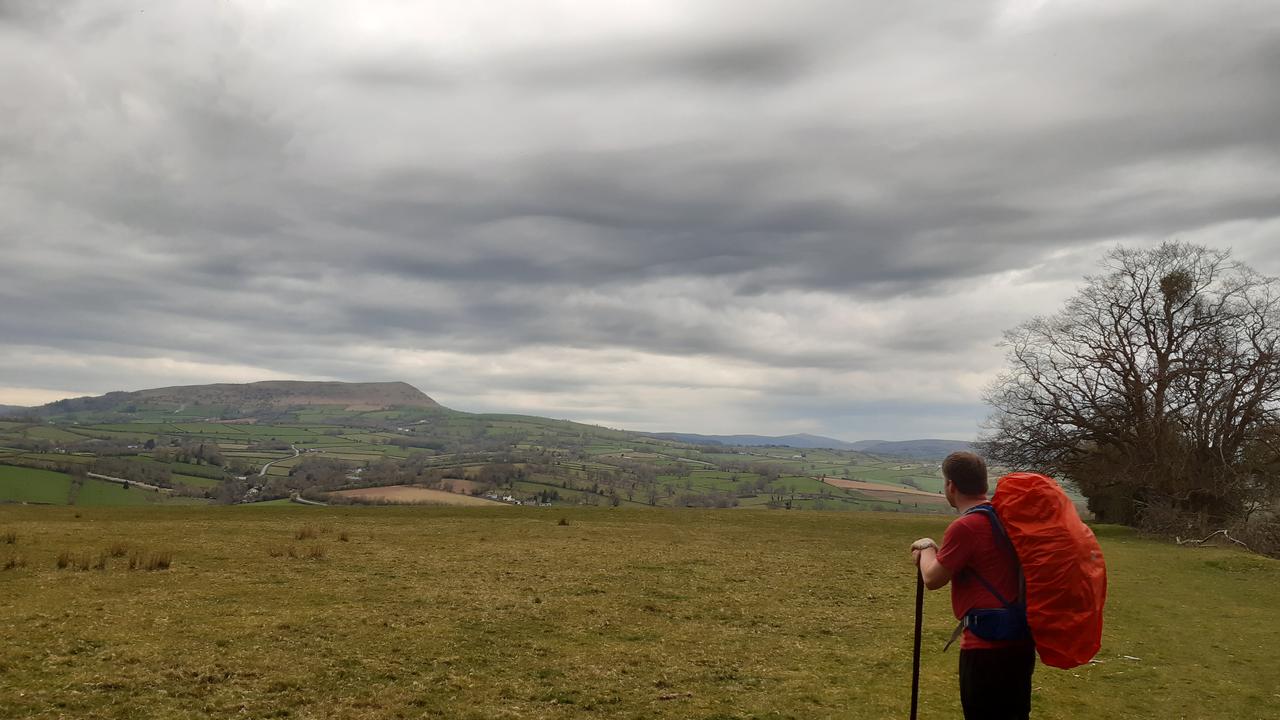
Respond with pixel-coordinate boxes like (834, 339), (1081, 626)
(911, 451), (1034, 720)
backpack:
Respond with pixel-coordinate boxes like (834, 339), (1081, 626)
(991, 472), (1108, 669)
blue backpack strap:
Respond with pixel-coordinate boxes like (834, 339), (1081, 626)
(964, 504), (1014, 557)
(962, 504), (1024, 606)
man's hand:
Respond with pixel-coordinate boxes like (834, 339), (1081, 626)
(911, 537), (953, 590)
(910, 537), (938, 565)
(911, 538), (938, 551)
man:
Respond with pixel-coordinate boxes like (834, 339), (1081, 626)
(911, 451), (1034, 720)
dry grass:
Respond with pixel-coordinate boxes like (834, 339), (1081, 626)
(0, 506), (1276, 720)
(52, 550), (114, 572)
(106, 542), (129, 558)
(2, 555), (25, 570)
(268, 544), (327, 560)
(1, 531), (16, 544)
(127, 548), (173, 571)
(294, 524), (318, 540)
(145, 551), (172, 571)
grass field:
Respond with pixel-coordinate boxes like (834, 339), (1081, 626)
(0, 466), (71, 505)
(74, 478), (164, 506)
(0, 506), (1274, 719)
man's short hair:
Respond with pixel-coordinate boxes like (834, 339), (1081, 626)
(942, 451), (988, 496)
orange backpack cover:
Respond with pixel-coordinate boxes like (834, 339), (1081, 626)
(991, 472), (1107, 669)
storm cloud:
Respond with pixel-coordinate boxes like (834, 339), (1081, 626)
(2, 0), (1279, 439)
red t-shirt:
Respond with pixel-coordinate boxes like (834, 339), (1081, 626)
(935, 508), (1030, 650)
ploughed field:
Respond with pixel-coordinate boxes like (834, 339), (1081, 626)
(330, 485), (504, 506)
(0, 506), (1276, 720)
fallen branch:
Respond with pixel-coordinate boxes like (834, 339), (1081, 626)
(1175, 529), (1251, 551)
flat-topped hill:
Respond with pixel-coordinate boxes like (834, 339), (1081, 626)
(38, 380), (441, 416)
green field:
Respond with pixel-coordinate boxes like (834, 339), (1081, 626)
(0, 466), (72, 504)
(74, 478), (165, 506)
(0, 506), (1274, 719)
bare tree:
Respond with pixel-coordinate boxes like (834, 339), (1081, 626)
(982, 242), (1280, 529)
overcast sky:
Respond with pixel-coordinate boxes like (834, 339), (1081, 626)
(2, 1), (1279, 440)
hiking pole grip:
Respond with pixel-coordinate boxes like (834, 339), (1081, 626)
(911, 567), (924, 720)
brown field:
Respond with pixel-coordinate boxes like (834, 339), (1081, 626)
(821, 476), (948, 504)
(439, 478), (484, 494)
(330, 485), (501, 506)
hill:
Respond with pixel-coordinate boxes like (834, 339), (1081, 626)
(857, 439), (973, 460)
(33, 380), (440, 418)
(0, 404), (28, 416)
(2, 380), (967, 510)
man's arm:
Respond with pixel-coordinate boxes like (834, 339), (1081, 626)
(911, 539), (954, 590)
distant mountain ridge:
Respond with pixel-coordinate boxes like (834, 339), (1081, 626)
(0, 404), (29, 416)
(856, 439), (974, 460)
(35, 380), (440, 416)
(646, 432), (861, 450)
(647, 432), (971, 459)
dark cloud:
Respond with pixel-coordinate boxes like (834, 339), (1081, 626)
(505, 35), (816, 88)
(1, 0), (1278, 438)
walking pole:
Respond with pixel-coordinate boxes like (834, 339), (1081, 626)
(911, 565), (924, 719)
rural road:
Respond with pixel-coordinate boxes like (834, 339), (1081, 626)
(289, 494), (327, 506)
(87, 472), (170, 494)
(259, 445), (299, 477)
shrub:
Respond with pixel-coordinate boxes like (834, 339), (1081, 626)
(1236, 515), (1280, 558)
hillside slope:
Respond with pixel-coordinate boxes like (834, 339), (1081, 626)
(647, 432), (972, 459)
(37, 380), (441, 416)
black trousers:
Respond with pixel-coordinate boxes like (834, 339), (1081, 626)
(959, 645), (1035, 720)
